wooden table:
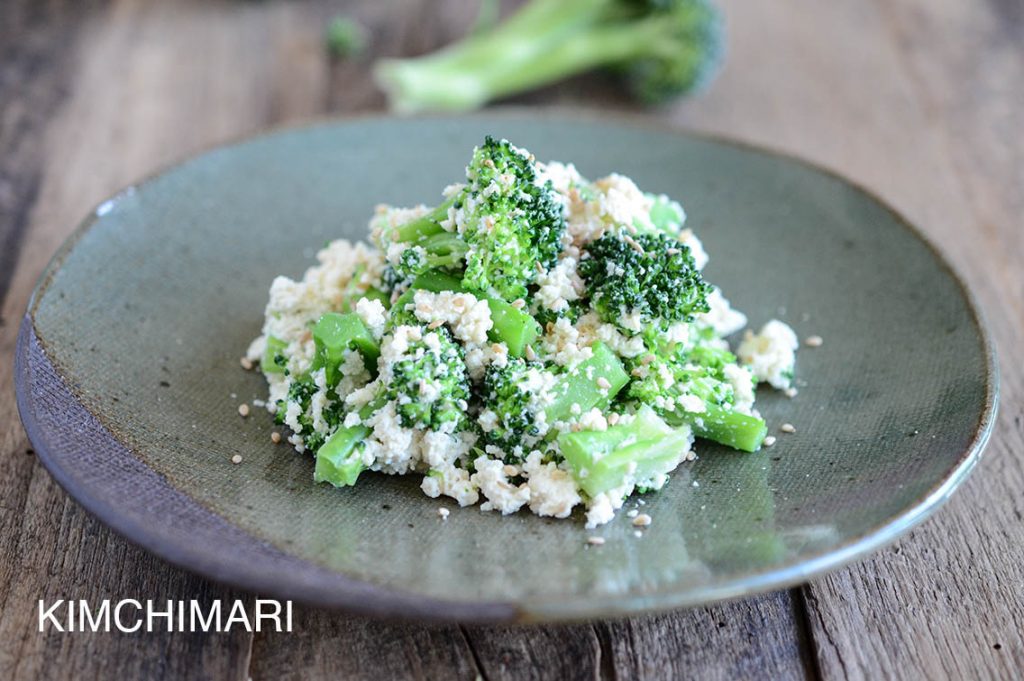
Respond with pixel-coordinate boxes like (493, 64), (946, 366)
(2, 1), (1021, 678)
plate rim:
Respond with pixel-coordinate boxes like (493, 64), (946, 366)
(14, 108), (1000, 622)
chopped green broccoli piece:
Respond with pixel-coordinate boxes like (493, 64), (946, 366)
(560, 405), (691, 497)
(579, 230), (711, 331)
(261, 335), (288, 374)
(311, 313), (380, 387)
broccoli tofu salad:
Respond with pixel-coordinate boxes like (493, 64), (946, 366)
(245, 137), (801, 529)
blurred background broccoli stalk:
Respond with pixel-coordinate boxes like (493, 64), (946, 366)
(370, 0), (724, 113)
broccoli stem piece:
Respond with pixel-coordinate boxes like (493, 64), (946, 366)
(544, 342), (629, 423)
(665, 404), (767, 453)
(311, 313), (380, 386)
(559, 406), (690, 497)
(314, 424), (370, 487)
(394, 194), (458, 243)
(394, 270), (542, 357)
(261, 335), (288, 374)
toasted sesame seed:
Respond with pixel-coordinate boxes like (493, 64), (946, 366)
(428, 319), (444, 329)
(270, 432), (282, 444)
(627, 509), (639, 518)
(632, 513), (652, 527)
(503, 464), (519, 477)
(805, 335), (824, 347)
(666, 248), (680, 255)
(763, 435), (777, 447)
(640, 354), (656, 365)
(231, 455), (243, 464)
(622, 234), (646, 255)
(240, 357), (254, 370)
(780, 423), (796, 434)
(524, 345), (537, 361)
(491, 343), (505, 354)
(511, 299), (526, 309)
(536, 261), (545, 274)
(438, 508), (450, 519)
(596, 377), (611, 390)
(587, 536), (606, 546)
(633, 530), (643, 538)
(685, 451), (697, 461)
(238, 403), (250, 417)
(784, 387), (798, 398)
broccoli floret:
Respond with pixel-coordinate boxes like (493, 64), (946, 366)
(480, 343), (630, 460)
(373, 0), (723, 113)
(579, 230), (710, 331)
(385, 326), (472, 432)
(481, 357), (548, 454)
(379, 137), (565, 303)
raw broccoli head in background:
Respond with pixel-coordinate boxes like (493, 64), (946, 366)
(373, 0), (724, 113)
(480, 356), (548, 457)
(616, 0), (724, 103)
(460, 136), (565, 300)
(385, 326), (472, 432)
(579, 230), (711, 330)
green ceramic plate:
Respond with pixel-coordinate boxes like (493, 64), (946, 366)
(16, 111), (997, 622)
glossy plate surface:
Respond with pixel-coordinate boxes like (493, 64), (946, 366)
(16, 111), (997, 622)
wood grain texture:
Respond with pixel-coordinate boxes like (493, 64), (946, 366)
(1, 0), (1020, 679)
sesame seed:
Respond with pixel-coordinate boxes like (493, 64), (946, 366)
(763, 435), (777, 447)
(491, 343), (504, 354)
(596, 377), (611, 389)
(632, 513), (652, 527)
(240, 357), (254, 370)
(231, 455), (243, 464)
(780, 423), (796, 434)
(524, 345), (537, 361)
(428, 319), (444, 329)
(587, 536), (606, 546)
(536, 261), (545, 274)
(511, 299), (526, 309)
(627, 509), (639, 518)
(633, 530), (643, 538)
(608, 413), (620, 425)
(622, 234), (645, 255)
(685, 451), (697, 461)
(667, 248), (680, 255)
(238, 403), (250, 417)
(640, 354), (656, 365)
(503, 464), (519, 477)
(438, 508), (450, 519)
(805, 335), (823, 347)
(270, 432), (282, 444)
(784, 387), (798, 398)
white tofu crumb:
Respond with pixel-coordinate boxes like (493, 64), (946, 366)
(633, 530), (643, 538)
(738, 320), (798, 390)
(438, 508), (450, 520)
(355, 297), (388, 339)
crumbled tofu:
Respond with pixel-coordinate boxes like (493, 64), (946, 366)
(472, 456), (530, 515)
(738, 320), (798, 390)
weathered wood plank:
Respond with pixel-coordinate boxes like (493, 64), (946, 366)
(668, 1), (1024, 678)
(462, 591), (812, 681)
(250, 609), (483, 681)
